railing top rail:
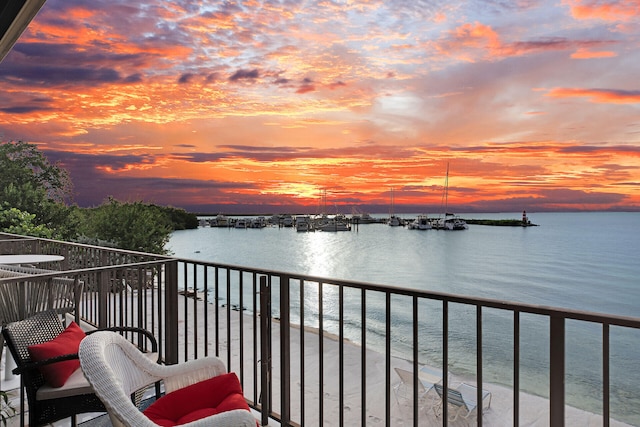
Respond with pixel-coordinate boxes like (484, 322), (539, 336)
(0, 231), (169, 259)
(0, 259), (170, 282)
(0, 237), (38, 242)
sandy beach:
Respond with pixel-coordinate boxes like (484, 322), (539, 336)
(178, 294), (633, 427)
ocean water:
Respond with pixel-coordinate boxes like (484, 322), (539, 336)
(168, 212), (640, 424)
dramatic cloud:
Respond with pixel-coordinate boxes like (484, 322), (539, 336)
(547, 88), (640, 103)
(0, 0), (638, 212)
(229, 69), (260, 82)
(564, 0), (640, 22)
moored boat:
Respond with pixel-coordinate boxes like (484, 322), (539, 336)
(317, 214), (351, 232)
(250, 217), (266, 228)
(434, 163), (467, 231)
(318, 218), (351, 232)
(282, 215), (294, 227)
(351, 208), (380, 224)
(432, 213), (467, 230)
(409, 214), (432, 230)
(212, 214), (229, 227)
(358, 213), (378, 223)
(388, 215), (402, 226)
(296, 216), (313, 232)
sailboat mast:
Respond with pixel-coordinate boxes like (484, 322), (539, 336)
(390, 187), (394, 216)
(440, 162), (450, 216)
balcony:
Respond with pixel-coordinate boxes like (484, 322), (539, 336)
(1, 231), (640, 426)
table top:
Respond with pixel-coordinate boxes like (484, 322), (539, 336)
(0, 254), (65, 264)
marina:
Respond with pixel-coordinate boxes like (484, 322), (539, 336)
(196, 212), (532, 230)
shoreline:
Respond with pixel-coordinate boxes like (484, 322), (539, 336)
(180, 293), (633, 426)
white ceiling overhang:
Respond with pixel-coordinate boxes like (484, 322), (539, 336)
(0, 0), (47, 63)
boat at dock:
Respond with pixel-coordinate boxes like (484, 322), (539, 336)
(387, 188), (402, 226)
(249, 216), (267, 228)
(282, 214), (294, 227)
(316, 215), (351, 232)
(211, 214), (229, 227)
(296, 216), (313, 232)
(350, 208), (382, 224)
(408, 214), (432, 230)
(433, 163), (467, 230)
(432, 213), (468, 230)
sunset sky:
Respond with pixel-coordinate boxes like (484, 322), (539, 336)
(1, 0), (639, 213)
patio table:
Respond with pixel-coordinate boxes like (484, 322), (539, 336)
(0, 254), (64, 265)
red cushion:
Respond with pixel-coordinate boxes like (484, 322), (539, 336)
(27, 321), (86, 388)
(144, 372), (250, 426)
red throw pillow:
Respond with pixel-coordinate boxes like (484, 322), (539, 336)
(144, 372), (250, 426)
(27, 321), (86, 388)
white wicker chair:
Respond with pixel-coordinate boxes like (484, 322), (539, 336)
(78, 331), (257, 427)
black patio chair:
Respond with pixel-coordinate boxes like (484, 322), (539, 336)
(2, 309), (158, 427)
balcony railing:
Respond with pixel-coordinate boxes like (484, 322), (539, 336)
(1, 232), (640, 426)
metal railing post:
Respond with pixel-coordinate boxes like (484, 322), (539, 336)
(280, 274), (291, 426)
(550, 315), (565, 426)
(477, 305), (484, 427)
(259, 275), (272, 426)
(514, 311), (520, 427)
(97, 270), (107, 328)
(164, 260), (179, 365)
(603, 323), (610, 427)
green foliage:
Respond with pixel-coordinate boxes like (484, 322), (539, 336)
(0, 140), (71, 203)
(0, 206), (55, 238)
(0, 140), (197, 252)
(79, 198), (174, 254)
(0, 140), (77, 239)
(157, 205), (199, 230)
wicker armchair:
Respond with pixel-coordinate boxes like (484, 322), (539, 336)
(79, 331), (256, 427)
(2, 310), (158, 427)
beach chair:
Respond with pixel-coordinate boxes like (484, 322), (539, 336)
(393, 368), (433, 410)
(433, 382), (492, 423)
(79, 330), (256, 427)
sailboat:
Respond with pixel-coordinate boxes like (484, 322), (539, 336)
(313, 189), (351, 231)
(433, 163), (467, 230)
(388, 187), (401, 226)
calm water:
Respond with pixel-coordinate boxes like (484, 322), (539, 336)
(168, 212), (640, 424)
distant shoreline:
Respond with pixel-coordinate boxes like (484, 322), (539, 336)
(464, 218), (539, 226)
(194, 212), (538, 227)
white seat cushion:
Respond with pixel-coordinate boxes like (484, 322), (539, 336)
(36, 352), (159, 400)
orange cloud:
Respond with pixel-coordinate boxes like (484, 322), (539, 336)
(435, 22), (592, 62)
(571, 48), (617, 58)
(564, 0), (640, 22)
(546, 87), (640, 103)
(437, 22), (503, 62)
